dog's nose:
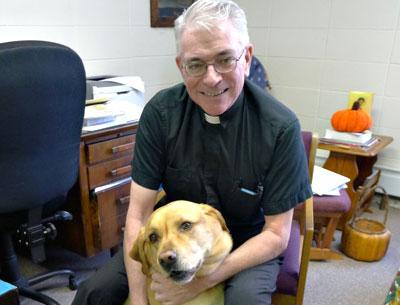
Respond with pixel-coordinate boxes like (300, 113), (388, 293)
(159, 250), (177, 270)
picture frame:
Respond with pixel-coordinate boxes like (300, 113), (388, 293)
(347, 91), (374, 115)
(150, 0), (195, 27)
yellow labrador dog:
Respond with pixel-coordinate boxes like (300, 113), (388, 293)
(130, 200), (232, 305)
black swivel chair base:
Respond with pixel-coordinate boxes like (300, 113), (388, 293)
(0, 212), (79, 305)
(1, 232), (78, 305)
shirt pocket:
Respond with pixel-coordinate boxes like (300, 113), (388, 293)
(163, 166), (203, 203)
(220, 178), (264, 224)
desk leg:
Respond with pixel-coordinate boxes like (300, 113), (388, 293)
(323, 152), (358, 229)
(354, 155), (377, 189)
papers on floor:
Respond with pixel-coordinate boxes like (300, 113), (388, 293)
(312, 165), (350, 196)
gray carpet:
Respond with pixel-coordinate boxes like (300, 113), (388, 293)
(16, 195), (400, 305)
(304, 195), (400, 305)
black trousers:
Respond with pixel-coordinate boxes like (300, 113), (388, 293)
(72, 250), (280, 305)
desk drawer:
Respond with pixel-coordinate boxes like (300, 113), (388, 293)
(95, 181), (131, 221)
(87, 134), (135, 164)
(92, 180), (131, 250)
(88, 155), (132, 189)
(95, 214), (126, 250)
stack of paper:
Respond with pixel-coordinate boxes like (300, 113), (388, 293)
(323, 129), (372, 144)
(93, 76), (145, 102)
(312, 165), (350, 196)
(83, 103), (124, 127)
(82, 100), (143, 131)
(82, 76), (145, 132)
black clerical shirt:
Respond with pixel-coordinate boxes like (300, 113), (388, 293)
(131, 80), (312, 248)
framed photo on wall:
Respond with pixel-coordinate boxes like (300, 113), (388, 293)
(151, 0), (195, 27)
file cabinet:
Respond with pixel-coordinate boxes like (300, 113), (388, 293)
(61, 122), (138, 256)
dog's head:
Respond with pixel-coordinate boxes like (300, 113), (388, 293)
(130, 200), (232, 284)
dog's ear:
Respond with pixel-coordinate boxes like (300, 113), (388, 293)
(201, 204), (229, 232)
(129, 227), (151, 276)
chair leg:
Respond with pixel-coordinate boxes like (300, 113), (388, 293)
(310, 248), (343, 260)
(321, 217), (339, 248)
(19, 287), (60, 305)
(28, 269), (78, 290)
(0, 232), (26, 287)
(309, 215), (344, 260)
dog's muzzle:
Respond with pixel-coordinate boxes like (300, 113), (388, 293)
(159, 250), (199, 283)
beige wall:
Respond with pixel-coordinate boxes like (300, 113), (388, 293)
(1, 0), (399, 194)
(238, 0), (400, 195)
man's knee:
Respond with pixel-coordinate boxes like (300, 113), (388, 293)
(224, 260), (280, 305)
(72, 250), (128, 305)
(73, 276), (128, 305)
(72, 278), (109, 305)
(224, 280), (273, 305)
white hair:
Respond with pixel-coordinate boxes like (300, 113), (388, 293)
(174, 0), (249, 54)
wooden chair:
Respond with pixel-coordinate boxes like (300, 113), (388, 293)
(299, 132), (351, 260)
(310, 190), (351, 260)
(272, 131), (316, 305)
(272, 197), (314, 305)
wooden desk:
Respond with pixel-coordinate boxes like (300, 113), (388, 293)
(318, 135), (393, 229)
(61, 122), (138, 257)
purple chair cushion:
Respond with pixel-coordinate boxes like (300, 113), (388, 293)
(313, 189), (351, 213)
(275, 220), (301, 295)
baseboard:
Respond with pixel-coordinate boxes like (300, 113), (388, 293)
(315, 155), (400, 198)
(375, 165), (400, 198)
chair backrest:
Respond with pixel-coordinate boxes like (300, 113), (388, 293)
(0, 41), (86, 214)
(273, 131), (316, 305)
(247, 56), (271, 90)
(301, 131), (318, 182)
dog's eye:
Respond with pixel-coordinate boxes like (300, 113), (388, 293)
(180, 221), (192, 231)
(149, 233), (158, 243)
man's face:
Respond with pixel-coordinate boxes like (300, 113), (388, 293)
(176, 22), (253, 116)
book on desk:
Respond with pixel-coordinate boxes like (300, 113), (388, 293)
(320, 129), (379, 150)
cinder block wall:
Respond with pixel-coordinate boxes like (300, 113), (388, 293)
(1, 0), (399, 195)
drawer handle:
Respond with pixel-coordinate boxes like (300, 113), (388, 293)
(118, 196), (130, 205)
(110, 165), (132, 177)
(111, 143), (134, 154)
(121, 226), (125, 233)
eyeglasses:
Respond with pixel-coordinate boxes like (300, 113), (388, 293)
(182, 48), (246, 77)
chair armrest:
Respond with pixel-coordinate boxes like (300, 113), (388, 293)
(296, 197), (314, 302)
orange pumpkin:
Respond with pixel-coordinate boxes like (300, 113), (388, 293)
(331, 100), (372, 132)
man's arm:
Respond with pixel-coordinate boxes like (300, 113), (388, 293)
(151, 208), (294, 305)
(123, 180), (159, 305)
(212, 208), (293, 280)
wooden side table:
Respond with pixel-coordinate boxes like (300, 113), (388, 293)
(318, 135), (393, 229)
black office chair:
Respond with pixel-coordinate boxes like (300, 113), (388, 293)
(0, 41), (86, 305)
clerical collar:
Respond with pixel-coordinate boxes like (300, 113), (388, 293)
(196, 89), (244, 128)
(204, 113), (221, 124)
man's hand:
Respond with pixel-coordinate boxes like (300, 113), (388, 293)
(150, 273), (205, 305)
